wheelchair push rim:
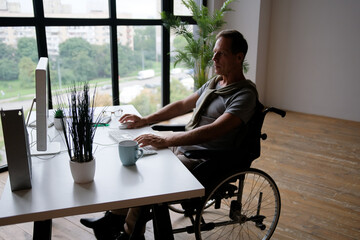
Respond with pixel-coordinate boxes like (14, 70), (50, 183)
(194, 168), (281, 240)
(168, 199), (215, 214)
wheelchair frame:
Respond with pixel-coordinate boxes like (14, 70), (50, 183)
(151, 105), (286, 240)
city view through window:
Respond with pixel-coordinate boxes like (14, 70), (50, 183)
(0, 0), (196, 168)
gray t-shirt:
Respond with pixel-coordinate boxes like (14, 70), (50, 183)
(180, 79), (257, 152)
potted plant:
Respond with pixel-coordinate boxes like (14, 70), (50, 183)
(62, 82), (102, 184)
(53, 108), (65, 130)
(162, 0), (248, 89)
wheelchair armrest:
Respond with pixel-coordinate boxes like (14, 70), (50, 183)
(184, 149), (235, 159)
(151, 124), (186, 132)
(264, 107), (286, 118)
(185, 148), (258, 164)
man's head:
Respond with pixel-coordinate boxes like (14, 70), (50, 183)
(212, 30), (247, 77)
(215, 29), (248, 57)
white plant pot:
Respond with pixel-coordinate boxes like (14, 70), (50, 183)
(69, 158), (96, 184)
(54, 117), (66, 130)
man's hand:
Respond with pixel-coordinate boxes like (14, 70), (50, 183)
(119, 114), (147, 129)
(134, 134), (168, 149)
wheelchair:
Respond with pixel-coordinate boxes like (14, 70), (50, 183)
(151, 102), (286, 240)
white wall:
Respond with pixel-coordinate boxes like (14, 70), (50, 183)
(266, 0), (360, 121)
(215, 0), (360, 122)
(221, 0), (264, 98)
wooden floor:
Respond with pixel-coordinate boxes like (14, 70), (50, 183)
(0, 111), (359, 239)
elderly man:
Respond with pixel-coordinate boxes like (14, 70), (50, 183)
(81, 29), (258, 240)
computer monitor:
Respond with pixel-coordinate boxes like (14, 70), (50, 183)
(35, 57), (49, 151)
(26, 57), (60, 155)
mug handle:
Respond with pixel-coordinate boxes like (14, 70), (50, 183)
(136, 148), (144, 159)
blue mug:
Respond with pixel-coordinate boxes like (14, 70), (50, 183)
(118, 140), (144, 166)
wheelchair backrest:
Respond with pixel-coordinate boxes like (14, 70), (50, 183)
(236, 99), (266, 161)
(191, 99), (266, 190)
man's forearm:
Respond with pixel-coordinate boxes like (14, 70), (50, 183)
(164, 112), (243, 147)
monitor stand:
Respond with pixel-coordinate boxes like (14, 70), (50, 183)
(27, 118), (54, 128)
(25, 98), (54, 128)
(30, 142), (61, 156)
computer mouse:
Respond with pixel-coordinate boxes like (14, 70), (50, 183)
(118, 122), (129, 129)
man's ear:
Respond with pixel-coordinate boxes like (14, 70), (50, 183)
(237, 52), (244, 63)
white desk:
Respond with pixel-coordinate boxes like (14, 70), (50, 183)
(0, 105), (204, 239)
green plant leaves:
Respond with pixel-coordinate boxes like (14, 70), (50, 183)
(161, 0), (235, 89)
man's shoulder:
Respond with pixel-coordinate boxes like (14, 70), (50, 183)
(232, 81), (258, 98)
(239, 79), (258, 98)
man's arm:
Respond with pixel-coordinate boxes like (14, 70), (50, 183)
(119, 92), (199, 128)
(135, 112), (243, 148)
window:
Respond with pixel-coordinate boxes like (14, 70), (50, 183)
(169, 26), (195, 103)
(46, 26), (113, 107)
(0, 26), (37, 170)
(43, 0), (109, 18)
(117, 26), (162, 116)
(0, 0), (202, 170)
(174, 0), (192, 16)
(0, 0), (34, 17)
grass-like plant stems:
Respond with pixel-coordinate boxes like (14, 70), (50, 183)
(61, 116), (72, 159)
(62, 82), (101, 163)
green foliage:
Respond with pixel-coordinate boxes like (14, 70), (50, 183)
(17, 38), (38, 62)
(134, 26), (157, 62)
(18, 57), (36, 87)
(0, 31), (157, 87)
(59, 68), (77, 84)
(54, 108), (64, 118)
(0, 58), (19, 81)
(170, 78), (192, 102)
(59, 38), (98, 83)
(118, 44), (139, 77)
(162, 0), (235, 89)
(131, 79), (192, 116)
(0, 43), (19, 80)
(0, 79), (35, 100)
(131, 88), (161, 116)
(0, 42), (17, 61)
(93, 44), (111, 78)
(0, 38), (37, 82)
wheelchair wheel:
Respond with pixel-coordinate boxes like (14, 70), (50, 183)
(194, 168), (281, 240)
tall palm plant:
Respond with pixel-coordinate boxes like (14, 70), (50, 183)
(162, 0), (239, 89)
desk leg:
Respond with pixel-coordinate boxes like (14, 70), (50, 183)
(33, 219), (52, 240)
(152, 204), (174, 240)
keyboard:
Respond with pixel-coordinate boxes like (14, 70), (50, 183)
(108, 130), (157, 156)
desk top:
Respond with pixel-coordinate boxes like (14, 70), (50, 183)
(0, 105), (204, 226)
